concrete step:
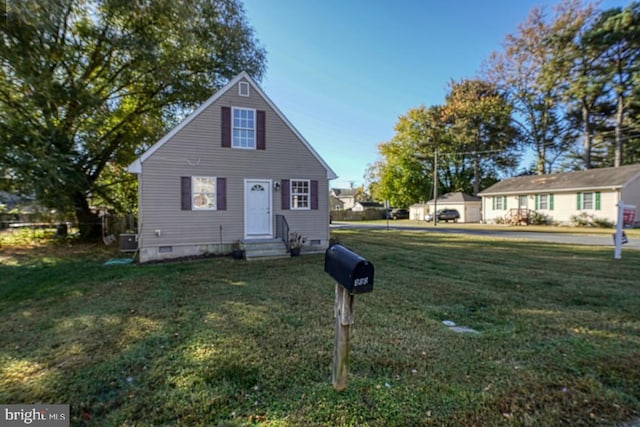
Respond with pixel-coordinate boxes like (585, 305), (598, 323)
(243, 239), (288, 260)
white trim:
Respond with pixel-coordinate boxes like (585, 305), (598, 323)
(244, 178), (273, 238)
(290, 178), (311, 210)
(231, 106), (256, 149)
(127, 72), (337, 180)
(238, 81), (250, 97)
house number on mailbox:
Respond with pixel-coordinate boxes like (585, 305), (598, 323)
(354, 277), (368, 287)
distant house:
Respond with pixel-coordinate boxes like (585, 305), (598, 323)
(478, 164), (640, 225)
(127, 72), (337, 263)
(419, 192), (481, 223)
(330, 188), (357, 210)
(330, 195), (345, 211)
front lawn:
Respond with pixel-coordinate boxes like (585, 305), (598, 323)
(1, 230), (639, 426)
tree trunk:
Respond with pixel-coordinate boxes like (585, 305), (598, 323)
(473, 149), (480, 196)
(74, 192), (101, 240)
(614, 93), (624, 167)
(582, 104), (592, 170)
(536, 144), (546, 175)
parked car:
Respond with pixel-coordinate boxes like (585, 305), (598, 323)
(387, 208), (409, 220)
(436, 209), (460, 222)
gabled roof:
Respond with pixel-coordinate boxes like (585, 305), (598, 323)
(127, 71), (337, 180)
(331, 188), (357, 198)
(427, 192), (481, 203)
(478, 164), (640, 196)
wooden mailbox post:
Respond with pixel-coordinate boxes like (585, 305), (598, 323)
(324, 244), (374, 391)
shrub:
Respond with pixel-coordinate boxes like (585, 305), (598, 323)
(570, 212), (614, 228)
(529, 211), (550, 225)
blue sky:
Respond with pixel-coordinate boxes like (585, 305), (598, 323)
(242, 0), (627, 190)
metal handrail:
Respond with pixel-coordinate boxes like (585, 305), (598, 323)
(275, 214), (290, 252)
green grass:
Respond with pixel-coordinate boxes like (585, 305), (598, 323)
(1, 230), (639, 426)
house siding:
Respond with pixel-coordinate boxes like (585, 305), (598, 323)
(482, 190), (621, 224)
(137, 77), (330, 262)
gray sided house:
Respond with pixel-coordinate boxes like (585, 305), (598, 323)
(128, 72), (337, 263)
(478, 164), (640, 226)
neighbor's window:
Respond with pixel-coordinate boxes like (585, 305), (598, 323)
(291, 179), (310, 209)
(539, 194), (548, 210)
(582, 192), (594, 210)
(192, 177), (216, 209)
(494, 196), (503, 210)
(232, 107), (255, 148)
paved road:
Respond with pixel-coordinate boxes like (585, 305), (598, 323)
(331, 221), (640, 251)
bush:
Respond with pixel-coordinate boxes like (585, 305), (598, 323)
(529, 211), (550, 225)
(494, 216), (505, 224)
(570, 212), (614, 228)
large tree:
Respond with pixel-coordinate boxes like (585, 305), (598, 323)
(1, 0), (266, 238)
(582, 2), (640, 167)
(483, 3), (581, 174)
(441, 79), (521, 195)
(545, 1), (606, 170)
(365, 105), (447, 207)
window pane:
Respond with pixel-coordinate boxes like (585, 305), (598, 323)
(193, 177), (216, 209)
(540, 195), (548, 210)
(290, 180), (310, 209)
(583, 193), (593, 209)
(232, 108), (255, 148)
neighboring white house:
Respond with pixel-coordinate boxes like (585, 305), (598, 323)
(127, 72), (337, 263)
(330, 188), (357, 210)
(478, 164), (640, 225)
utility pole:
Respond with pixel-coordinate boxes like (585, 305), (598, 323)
(433, 149), (438, 226)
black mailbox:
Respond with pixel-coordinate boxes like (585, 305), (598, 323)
(324, 244), (374, 294)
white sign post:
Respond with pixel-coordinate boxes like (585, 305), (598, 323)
(614, 201), (636, 259)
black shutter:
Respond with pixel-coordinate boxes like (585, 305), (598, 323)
(216, 177), (226, 210)
(221, 106), (231, 148)
(256, 110), (266, 150)
(181, 177), (191, 210)
(310, 180), (318, 210)
(281, 179), (290, 210)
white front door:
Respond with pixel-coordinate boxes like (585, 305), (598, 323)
(245, 179), (272, 238)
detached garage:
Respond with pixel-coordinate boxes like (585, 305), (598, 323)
(426, 192), (482, 223)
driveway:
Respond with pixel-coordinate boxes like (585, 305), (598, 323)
(330, 221), (640, 251)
